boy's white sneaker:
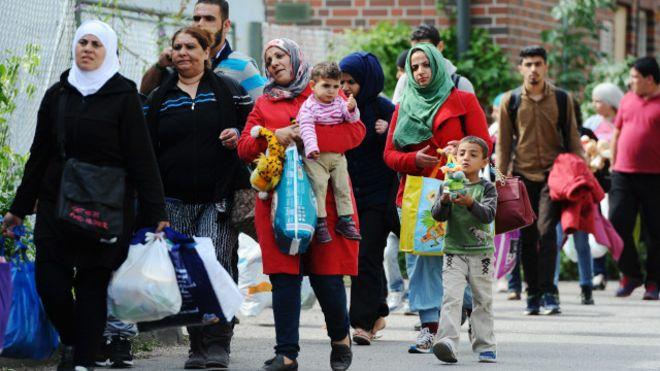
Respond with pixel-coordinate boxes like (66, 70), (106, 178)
(432, 339), (457, 363)
(408, 327), (434, 354)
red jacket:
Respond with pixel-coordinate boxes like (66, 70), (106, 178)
(384, 89), (492, 206)
(548, 153), (605, 235)
(237, 86), (366, 275)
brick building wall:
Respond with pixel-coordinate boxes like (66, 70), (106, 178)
(473, 0), (659, 63)
(265, 0), (659, 63)
(264, 0), (445, 29)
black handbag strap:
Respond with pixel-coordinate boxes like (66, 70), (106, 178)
(56, 87), (69, 160)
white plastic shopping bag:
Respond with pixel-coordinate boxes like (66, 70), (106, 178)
(238, 233), (272, 316)
(109, 232), (182, 323)
(193, 237), (244, 322)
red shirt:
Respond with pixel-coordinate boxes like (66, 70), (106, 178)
(613, 92), (660, 174)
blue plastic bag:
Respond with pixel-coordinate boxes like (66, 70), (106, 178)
(138, 228), (224, 332)
(1, 236), (59, 359)
(0, 241), (12, 352)
(272, 145), (318, 255)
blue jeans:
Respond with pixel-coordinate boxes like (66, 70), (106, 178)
(384, 233), (405, 292)
(270, 274), (349, 361)
(104, 299), (137, 339)
(555, 224), (593, 287)
(507, 242), (523, 293)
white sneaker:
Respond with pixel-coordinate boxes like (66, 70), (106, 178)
(408, 327), (434, 354)
(592, 274), (607, 290)
(387, 291), (404, 312)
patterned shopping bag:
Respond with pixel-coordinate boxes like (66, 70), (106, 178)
(400, 170), (446, 256)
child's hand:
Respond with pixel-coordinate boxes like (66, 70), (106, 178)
(452, 192), (474, 208)
(308, 151), (320, 160)
(440, 192), (451, 204)
(347, 94), (357, 112)
(375, 119), (388, 134)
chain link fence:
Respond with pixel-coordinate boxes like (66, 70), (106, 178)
(2, 1), (350, 155)
(1, 0), (76, 154)
(0, 0), (186, 155)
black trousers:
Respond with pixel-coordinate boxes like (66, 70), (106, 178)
(349, 204), (391, 331)
(33, 201), (121, 367)
(519, 176), (561, 296)
(608, 171), (660, 284)
(35, 260), (112, 366)
(271, 274), (349, 360)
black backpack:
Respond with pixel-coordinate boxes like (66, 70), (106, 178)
(506, 86), (571, 151)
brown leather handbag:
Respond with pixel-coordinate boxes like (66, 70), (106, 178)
(492, 166), (536, 235)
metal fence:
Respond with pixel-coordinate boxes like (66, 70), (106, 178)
(0, 0), (185, 154)
(1, 1), (347, 155)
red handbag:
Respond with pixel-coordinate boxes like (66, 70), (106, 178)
(493, 166), (536, 235)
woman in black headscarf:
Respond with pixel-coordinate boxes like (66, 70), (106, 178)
(339, 52), (398, 345)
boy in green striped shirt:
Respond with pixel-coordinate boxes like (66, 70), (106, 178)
(431, 136), (498, 364)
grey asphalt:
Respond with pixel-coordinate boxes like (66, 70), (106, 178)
(132, 282), (660, 371)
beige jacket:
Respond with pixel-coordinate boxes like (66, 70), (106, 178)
(496, 82), (583, 182)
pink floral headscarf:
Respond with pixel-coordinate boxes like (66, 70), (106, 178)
(262, 38), (311, 101)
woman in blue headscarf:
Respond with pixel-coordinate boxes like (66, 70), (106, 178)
(339, 52), (398, 345)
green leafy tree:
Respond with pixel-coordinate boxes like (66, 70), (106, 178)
(541, 0), (616, 96)
(0, 45), (40, 258)
(335, 22), (412, 97)
(440, 27), (517, 106)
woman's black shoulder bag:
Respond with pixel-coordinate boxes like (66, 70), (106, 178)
(55, 89), (127, 244)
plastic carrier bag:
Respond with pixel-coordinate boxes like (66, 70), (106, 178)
(138, 229), (243, 331)
(272, 145), (318, 255)
(109, 230), (181, 323)
(1, 229), (59, 360)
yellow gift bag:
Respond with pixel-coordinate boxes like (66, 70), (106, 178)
(399, 163), (446, 256)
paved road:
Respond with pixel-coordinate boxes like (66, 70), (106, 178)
(135, 282), (660, 371)
(2, 282), (658, 370)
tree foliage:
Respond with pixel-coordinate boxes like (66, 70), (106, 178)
(541, 0), (616, 96)
(440, 27), (517, 106)
(336, 22), (412, 97)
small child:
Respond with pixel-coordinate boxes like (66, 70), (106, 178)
(430, 136), (498, 364)
(297, 61), (361, 243)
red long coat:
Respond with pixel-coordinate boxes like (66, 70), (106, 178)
(237, 86), (366, 275)
(384, 89), (492, 206)
(548, 153), (605, 235)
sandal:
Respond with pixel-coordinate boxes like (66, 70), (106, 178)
(371, 317), (386, 339)
(352, 328), (373, 346)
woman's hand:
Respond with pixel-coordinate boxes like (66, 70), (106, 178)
(155, 221), (170, 233)
(274, 124), (300, 147)
(415, 145), (440, 168)
(1, 212), (23, 238)
(375, 119), (389, 135)
(220, 128), (239, 149)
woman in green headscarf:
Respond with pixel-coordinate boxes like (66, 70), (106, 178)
(383, 43), (492, 354)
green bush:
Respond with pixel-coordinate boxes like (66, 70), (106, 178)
(335, 22), (412, 97)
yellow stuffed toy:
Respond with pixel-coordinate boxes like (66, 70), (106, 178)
(250, 125), (285, 199)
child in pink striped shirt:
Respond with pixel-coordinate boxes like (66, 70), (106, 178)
(297, 61), (361, 243)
